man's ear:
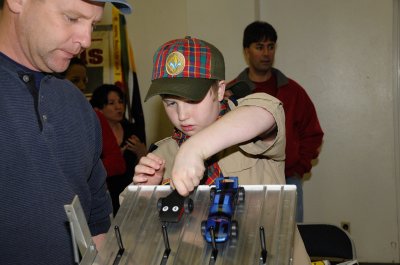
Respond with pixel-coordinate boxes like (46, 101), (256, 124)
(6, 0), (24, 13)
(217, 80), (226, 101)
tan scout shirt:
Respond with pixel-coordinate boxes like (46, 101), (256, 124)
(153, 93), (286, 185)
(151, 93), (311, 264)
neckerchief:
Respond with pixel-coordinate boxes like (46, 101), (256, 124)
(162, 100), (230, 185)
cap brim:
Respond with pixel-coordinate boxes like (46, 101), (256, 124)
(145, 78), (216, 102)
(91, 0), (132, 14)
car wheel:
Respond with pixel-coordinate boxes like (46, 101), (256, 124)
(184, 198), (194, 213)
(238, 187), (245, 203)
(231, 220), (238, 238)
(210, 187), (216, 201)
(201, 221), (206, 236)
(157, 198), (163, 211)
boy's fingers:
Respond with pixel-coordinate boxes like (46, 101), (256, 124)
(146, 153), (164, 164)
(133, 176), (148, 184)
(134, 164), (155, 175)
(139, 155), (164, 170)
(173, 179), (190, 197)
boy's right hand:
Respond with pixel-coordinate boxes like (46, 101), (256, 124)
(170, 143), (206, 196)
(133, 153), (165, 185)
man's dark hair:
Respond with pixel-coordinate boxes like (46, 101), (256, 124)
(243, 21), (278, 48)
(90, 84), (125, 109)
(0, 0), (4, 9)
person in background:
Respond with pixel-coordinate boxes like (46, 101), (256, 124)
(91, 84), (147, 216)
(227, 21), (324, 222)
(95, 109), (127, 177)
(64, 57), (127, 178)
(133, 36), (311, 264)
(0, 0), (132, 264)
(63, 56), (88, 93)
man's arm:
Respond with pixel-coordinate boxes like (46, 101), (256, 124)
(87, 113), (113, 237)
(295, 91), (324, 176)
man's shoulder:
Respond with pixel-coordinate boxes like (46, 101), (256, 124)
(228, 68), (250, 84)
(227, 68), (254, 98)
(272, 68), (308, 92)
(284, 78), (310, 96)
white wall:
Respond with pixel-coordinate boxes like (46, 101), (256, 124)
(264, 0), (398, 262)
(122, 0), (188, 143)
(120, 0), (398, 262)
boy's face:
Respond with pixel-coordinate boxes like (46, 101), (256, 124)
(162, 81), (225, 137)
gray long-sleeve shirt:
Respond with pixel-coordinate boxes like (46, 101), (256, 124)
(0, 53), (112, 264)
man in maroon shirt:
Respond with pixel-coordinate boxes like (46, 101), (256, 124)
(227, 21), (324, 222)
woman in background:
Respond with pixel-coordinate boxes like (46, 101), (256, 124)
(64, 58), (126, 178)
(90, 84), (147, 215)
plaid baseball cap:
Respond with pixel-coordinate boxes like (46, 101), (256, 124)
(91, 0), (132, 14)
(145, 36), (225, 101)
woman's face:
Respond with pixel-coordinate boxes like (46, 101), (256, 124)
(101, 91), (125, 123)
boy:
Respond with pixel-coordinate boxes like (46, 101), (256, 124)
(133, 36), (311, 264)
(134, 36), (284, 194)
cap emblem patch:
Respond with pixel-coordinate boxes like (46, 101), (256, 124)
(165, 51), (185, 76)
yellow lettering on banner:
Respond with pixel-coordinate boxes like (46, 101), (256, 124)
(112, 7), (122, 84)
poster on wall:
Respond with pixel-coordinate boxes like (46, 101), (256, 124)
(79, 25), (113, 95)
(76, 9), (146, 142)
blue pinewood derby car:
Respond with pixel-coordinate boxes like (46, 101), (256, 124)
(201, 177), (245, 243)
